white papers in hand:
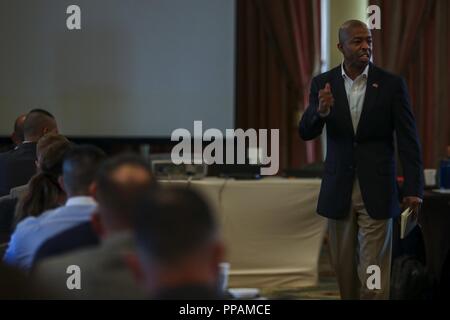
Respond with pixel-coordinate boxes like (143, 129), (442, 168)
(400, 207), (418, 239)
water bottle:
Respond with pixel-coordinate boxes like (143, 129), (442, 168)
(439, 159), (450, 189)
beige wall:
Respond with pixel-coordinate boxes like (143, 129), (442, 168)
(329, 0), (368, 68)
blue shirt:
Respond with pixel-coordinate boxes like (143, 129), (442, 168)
(3, 196), (97, 270)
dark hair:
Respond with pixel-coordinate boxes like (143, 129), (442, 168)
(95, 154), (155, 223)
(28, 108), (55, 119)
(23, 109), (57, 141)
(15, 137), (73, 222)
(62, 145), (107, 196)
(134, 187), (218, 266)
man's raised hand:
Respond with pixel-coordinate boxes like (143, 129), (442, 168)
(318, 83), (334, 114)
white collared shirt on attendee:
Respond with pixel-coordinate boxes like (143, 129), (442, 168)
(65, 196), (97, 207)
(341, 63), (369, 132)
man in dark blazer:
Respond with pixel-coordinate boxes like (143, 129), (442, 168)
(0, 109), (58, 196)
(299, 20), (424, 299)
(132, 187), (226, 300)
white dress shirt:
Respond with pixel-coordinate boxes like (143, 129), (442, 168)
(341, 63), (369, 132)
(65, 196), (97, 207)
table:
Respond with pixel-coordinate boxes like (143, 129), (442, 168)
(161, 177), (326, 289)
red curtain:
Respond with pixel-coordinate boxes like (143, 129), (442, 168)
(236, 0), (322, 172)
(370, 0), (450, 168)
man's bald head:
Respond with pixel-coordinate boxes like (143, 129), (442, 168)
(23, 109), (58, 142)
(337, 19), (372, 72)
(94, 154), (156, 231)
(338, 20), (370, 44)
(11, 114), (27, 145)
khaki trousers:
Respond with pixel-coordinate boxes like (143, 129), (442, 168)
(328, 179), (393, 300)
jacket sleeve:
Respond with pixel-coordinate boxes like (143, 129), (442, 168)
(299, 77), (327, 141)
(393, 78), (424, 198)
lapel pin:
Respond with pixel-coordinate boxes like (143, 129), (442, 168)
(372, 83), (379, 88)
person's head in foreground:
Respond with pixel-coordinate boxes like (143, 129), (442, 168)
(133, 187), (225, 300)
(91, 153), (155, 237)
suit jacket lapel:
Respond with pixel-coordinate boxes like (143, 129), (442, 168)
(330, 67), (355, 136)
(356, 63), (380, 138)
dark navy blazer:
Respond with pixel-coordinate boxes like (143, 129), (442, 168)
(32, 221), (99, 267)
(0, 142), (37, 197)
(299, 63), (424, 220)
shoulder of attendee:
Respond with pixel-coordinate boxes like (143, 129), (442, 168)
(15, 208), (59, 232)
(10, 185), (28, 199)
(32, 250), (92, 296)
(370, 64), (402, 82)
(7, 222), (41, 252)
(27, 208), (71, 229)
(15, 215), (40, 230)
(0, 144), (34, 163)
(0, 194), (13, 203)
(14, 143), (36, 157)
(35, 245), (101, 277)
(42, 204), (96, 222)
(0, 149), (12, 160)
(102, 231), (135, 248)
(311, 66), (340, 87)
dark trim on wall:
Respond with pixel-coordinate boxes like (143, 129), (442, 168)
(0, 136), (177, 155)
(0, 136), (174, 145)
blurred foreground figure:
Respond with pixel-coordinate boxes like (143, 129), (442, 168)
(0, 262), (50, 299)
(33, 154), (154, 299)
(132, 187), (225, 300)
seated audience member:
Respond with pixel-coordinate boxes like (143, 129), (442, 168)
(0, 114), (26, 153)
(14, 134), (72, 224)
(0, 109), (58, 196)
(3, 145), (105, 270)
(13, 132), (71, 201)
(132, 187), (225, 300)
(33, 154), (155, 299)
(2, 134), (71, 268)
(0, 134), (71, 240)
